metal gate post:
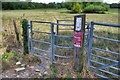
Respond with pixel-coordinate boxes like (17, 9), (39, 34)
(30, 21), (33, 54)
(51, 23), (55, 64)
(87, 22), (94, 67)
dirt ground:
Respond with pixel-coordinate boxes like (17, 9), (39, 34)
(1, 55), (95, 79)
(1, 46), (95, 79)
(1, 53), (50, 78)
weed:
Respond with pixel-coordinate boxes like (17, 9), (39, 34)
(77, 74), (82, 79)
(50, 64), (58, 77)
(2, 51), (19, 62)
(2, 32), (8, 39)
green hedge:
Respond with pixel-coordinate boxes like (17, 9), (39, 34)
(83, 4), (108, 13)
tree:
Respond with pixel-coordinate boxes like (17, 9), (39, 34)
(110, 3), (119, 8)
(72, 3), (82, 13)
(64, 2), (74, 10)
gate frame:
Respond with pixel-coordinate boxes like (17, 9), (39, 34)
(28, 20), (55, 64)
(28, 19), (120, 79)
(87, 21), (120, 79)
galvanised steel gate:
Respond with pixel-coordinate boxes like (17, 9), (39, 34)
(28, 20), (55, 65)
(28, 20), (90, 63)
(28, 20), (120, 79)
(87, 22), (120, 79)
(54, 20), (90, 64)
(28, 20), (90, 64)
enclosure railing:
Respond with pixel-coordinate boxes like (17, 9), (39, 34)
(28, 20), (120, 79)
(29, 20), (55, 63)
(28, 20), (90, 64)
(53, 20), (90, 63)
(88, 22), (120, 79)
(56, 20), (90, 47)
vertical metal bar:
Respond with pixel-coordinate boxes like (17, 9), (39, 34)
(56, 20), (59, 45)
(51, 23), (54, 64)
(87, 22), (94, 67)
(30, 21), (33, 54)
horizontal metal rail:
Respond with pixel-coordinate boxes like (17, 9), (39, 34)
(93, 36), (120, 43)
(31, 20), (91, 27)
(57, 20), (90, 25)
(96, 63), (118, 70)
(59, 28), (74, 30)
(32, 39), (51, 45)
(54, 23), (74, 26)
(31, 20), (52, 24)
(34, 47), (50, 53)
(91, 53), (119, 63)
(90, 60), (120, 70)
(32, 30), (51, 34)
(95, 73), (112, 80)
(90, 66), (120, 77)
(92, 22), (120, 27)
(54, 45), (73, 49)
(54, 23), (89, 26)
(92, 47), (120, 56)
(33, 53), (49, 60)
(55, 54), (73, 59)
(57, 20), (74, 22)
(54, 35), (73, 38)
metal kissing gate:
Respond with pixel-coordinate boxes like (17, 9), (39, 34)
(87, 22), (120, 79)
(28, 19), (120, 79)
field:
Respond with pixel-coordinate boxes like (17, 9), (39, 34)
(108, 8), (119, 14)
(1, 9), (119, 46)
(2, 9), (119, 35)
(1, 9), (119, 78)
(1, 8), (119, 54)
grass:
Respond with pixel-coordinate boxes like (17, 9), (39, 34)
(108, 8), (119, 14)
(2, 9), (119, 41)
(2, 51), (18, 62)
(2, 51), (41, 71)
(1, 8), (119, 78)
(50, 64), (58, 77)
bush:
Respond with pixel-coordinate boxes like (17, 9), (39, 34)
(72, 3), (82, 13)
(83, 4), (94, 13)
(83, 4), (106, 13)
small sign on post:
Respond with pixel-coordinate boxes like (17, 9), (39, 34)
(74, 32), (83, 48)
(73, 14), (86, 72)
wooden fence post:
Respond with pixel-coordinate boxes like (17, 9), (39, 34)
(13, 20), (20, 47)
(22, 19), (29, 55)
(73, 14), (86, 72)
